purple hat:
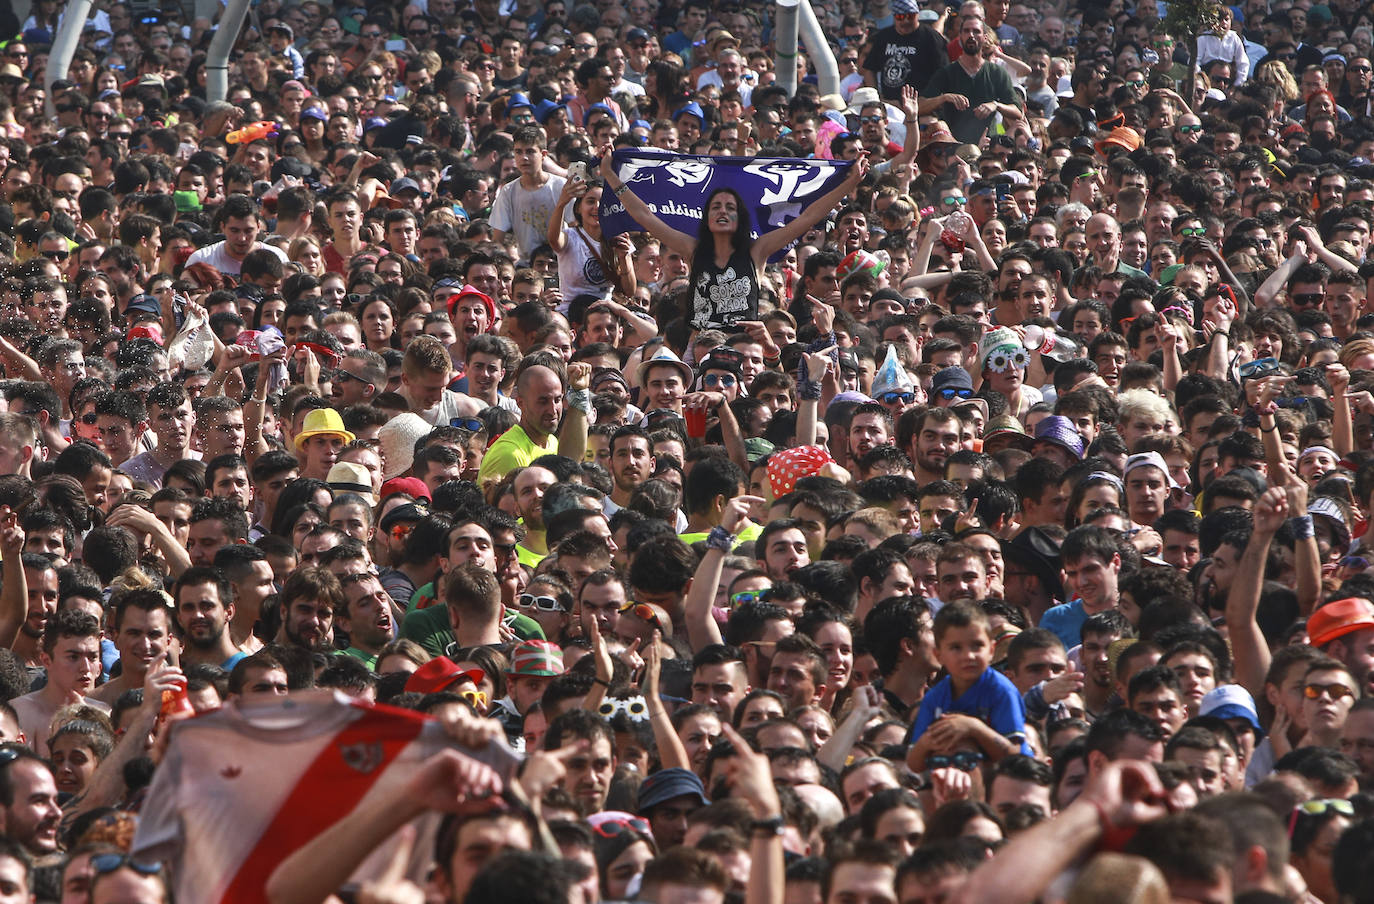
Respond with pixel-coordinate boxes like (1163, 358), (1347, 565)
(832, 390), (873, 405)
(1031, 415), (1084, 459)
(363, 116), (388, 131)
(300, 107), (328, 122)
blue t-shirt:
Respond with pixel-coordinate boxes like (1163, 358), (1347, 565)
(1040, 598), (1087, 652)
(907, 666), (1032, 756)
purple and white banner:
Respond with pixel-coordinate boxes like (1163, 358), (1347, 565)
(598, 149), (854, 258)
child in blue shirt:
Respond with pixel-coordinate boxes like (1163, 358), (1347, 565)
(905, 599), (1033, 771)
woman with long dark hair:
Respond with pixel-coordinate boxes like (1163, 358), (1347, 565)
(600, 151), (867, 333)
(547, 175), (636, 307)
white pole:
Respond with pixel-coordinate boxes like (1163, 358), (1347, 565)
(44, 0), (95, 119)
(205, 0), (253, 104)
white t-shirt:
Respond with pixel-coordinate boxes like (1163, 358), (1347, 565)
(185, 241), (288, 277)
(132, 691), (519, 903)
(489, 175), (567, 262)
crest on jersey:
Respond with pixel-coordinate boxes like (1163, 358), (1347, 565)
(340, 742), (384, 774)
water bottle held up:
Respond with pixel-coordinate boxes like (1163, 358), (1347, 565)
(1021, 325), (1080, 362)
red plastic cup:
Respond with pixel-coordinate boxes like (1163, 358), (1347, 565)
(685, 406), (707, 438)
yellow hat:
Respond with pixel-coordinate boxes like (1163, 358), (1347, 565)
(294, 408), (355, 452)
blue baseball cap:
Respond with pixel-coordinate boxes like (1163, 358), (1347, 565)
(673, 101), (705, 128)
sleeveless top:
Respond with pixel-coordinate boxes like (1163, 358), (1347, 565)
(691, 247), (759, 330)
(557, 225), (613, 307)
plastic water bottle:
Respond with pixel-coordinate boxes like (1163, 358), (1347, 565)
(1022, 325), (1080, 360)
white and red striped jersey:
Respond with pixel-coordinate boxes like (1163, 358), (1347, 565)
(132, 690), (520, 904)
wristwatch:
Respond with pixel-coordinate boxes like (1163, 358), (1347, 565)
(750, 816), (785, 836)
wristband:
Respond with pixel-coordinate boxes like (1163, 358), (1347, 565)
(749, 816), (785, 836)
(565, 388), (593, 416)
(1290, 514), (1315, 540)
(797, 378), (822, 401)
(614, 184), (629, 196)
(591, 676), (610, 687)
(706, 525), (735, 552)
(1260, 422), (1277, 433)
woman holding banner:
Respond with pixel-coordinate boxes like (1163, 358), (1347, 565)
(599, 149), (869, 332)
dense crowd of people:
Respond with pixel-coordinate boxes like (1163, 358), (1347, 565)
(5, 0), (1374, 901)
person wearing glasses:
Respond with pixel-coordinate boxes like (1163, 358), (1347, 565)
(343, 16), (391, 73)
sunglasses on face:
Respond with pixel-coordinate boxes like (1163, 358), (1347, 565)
(519, 593), (564, 612)
(590, 815), (651, 839)
(1305, 682), (1355, 700)
(41, 249), (69, 261)
(460, 688), (489, 709)
(1178, 124), (1203, 133)
(703, 373), (737, 389)
(927, 751), (984, 771)
(78, 412), (99, 426)
(620, 601), (662, 629)
(861, 115), (885, 124)
(932, 146), (957, 158)
(91, 854), (162, 878)
(1292, 292), (1324, 307)
(937, 387), (974, 400)
(878, 391), (916, 405)
(731, 589), (772, 607)
(1179, 226), (1206, 237)
(450, 417), (484, 431)
(941, 196), (967, 206)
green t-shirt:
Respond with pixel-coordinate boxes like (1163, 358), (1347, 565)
(921, 61), (1021, 145)
(342, 647), (379, 669)
(399, 602), (545, 658)
(477, 424), (559, 486)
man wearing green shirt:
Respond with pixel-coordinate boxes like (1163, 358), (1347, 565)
(477, 362), (592, 488)
(918, 15), (1023, 144)
(339, 570), (394, 669)
(400, 522), (544, 656)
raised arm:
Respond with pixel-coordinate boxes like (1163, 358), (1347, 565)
(557, 363), (591, 465)
(0, 509), (25, 650)
(1226, 487), (1283, 697)
(265, 749), (504, 904)
(600, 152), (699, 260)
(753, 155), (869, 265)
(546, 177), (583, 254)
(642, 634), (693, 771)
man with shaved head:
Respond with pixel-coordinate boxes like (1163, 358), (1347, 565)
(478, 362), (591, 487)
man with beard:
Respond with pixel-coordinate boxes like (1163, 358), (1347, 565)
(911, 392), (966, 485)
(847, 403), (893, 466)
(606, 426), (654, 516)
(12, 554), (58, 678)
(276, 568), (342, 654)
(11, 610), (109, 755)
(1308, 598), (1374, 700)
(174, 566), (247, 671)
(0, 751), (61, 862)
(336, 571), (392, 667)
(1081, 611), (1134, 719)
(511, 465), (557, 565)
(919, 15), (1023, 145)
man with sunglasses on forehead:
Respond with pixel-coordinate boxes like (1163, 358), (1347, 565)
(862, 0), (947, 101)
